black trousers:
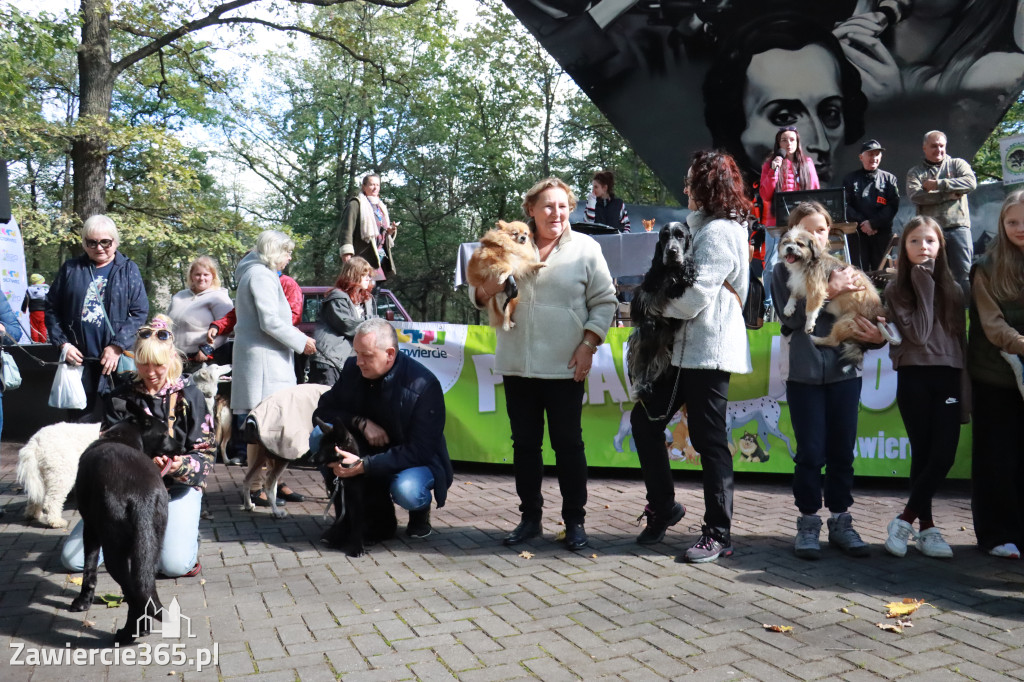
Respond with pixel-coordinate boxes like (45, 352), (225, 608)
(971, 380), (1024, 550)
(630, 367), (733, 540)
(503, 376), (587, 524)
(896, 366), (961, 521)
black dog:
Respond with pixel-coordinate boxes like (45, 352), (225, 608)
(310, 418), (397, 557)
(627, 221), (699, 398)
(69, 422), (169, 645)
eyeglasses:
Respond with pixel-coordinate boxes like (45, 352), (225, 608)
(137, 328), (172, 341)
(84, 238), (114, 249)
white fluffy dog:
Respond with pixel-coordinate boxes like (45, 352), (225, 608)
(16, 422), (102, 528)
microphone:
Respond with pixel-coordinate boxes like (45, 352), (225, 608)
(773, 148), (785, 159)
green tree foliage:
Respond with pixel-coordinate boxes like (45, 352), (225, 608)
(2, 0), (667, 322)
(229, 0), (574, 323)
(972, 95), (1024, 183)
(557, 90), (676, 206)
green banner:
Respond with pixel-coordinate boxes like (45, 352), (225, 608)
(395, 322), (971, 478)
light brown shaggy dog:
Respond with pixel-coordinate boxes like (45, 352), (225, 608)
(778, 227), (886, 363)
(467, 220), (546, 331)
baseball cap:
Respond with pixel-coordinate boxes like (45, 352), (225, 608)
(860, 139), (885, 153)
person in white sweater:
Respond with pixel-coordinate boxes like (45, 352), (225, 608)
(472, 177), (617, 552)
(631, 150), (753, 564)
(167, 256), (234, 366)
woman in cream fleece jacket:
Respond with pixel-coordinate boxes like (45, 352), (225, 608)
(631, 150), (753, 564)
(473, 178), (616, 552)
(167, 256), (234, 362)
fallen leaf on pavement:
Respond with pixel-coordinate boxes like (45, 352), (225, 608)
(554, 530), (566, 541)
(100, 594), (124, 608)
(590, 554), (598, 559)
(884, 599), (929, 618)
(519, 551), (534, 559)
(876, 622), (904, 633)
(83, 620), (94, 627)
(68, 575), (83, 586)
(762, 624), (793, 633)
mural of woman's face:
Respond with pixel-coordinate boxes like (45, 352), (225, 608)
(740, 44), (845, 181)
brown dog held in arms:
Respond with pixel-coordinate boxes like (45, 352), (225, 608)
(466, 220), (546, 331)
(778, 227), (886, 364)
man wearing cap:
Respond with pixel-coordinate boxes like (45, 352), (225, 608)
(22, 274), (49, 342)
(843, 140), (900, 272)
(907, 130), (977, 300)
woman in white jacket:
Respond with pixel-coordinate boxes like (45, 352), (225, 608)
(473, 178), (617, 551)
(230, 231), (316, 416)
(631, 150), (753, 563)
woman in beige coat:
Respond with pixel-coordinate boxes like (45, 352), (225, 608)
(473, 177), (617, 551)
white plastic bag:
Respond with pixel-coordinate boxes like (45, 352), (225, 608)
(49, 346), (87, 410)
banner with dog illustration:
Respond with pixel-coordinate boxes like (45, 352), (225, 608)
(395, 321), (972, 479)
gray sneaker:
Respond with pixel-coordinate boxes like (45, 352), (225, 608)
(827, 512), (870, 557)
(794, 514), (822, 560)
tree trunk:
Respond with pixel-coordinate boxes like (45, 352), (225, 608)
(72, 0), (115, 221)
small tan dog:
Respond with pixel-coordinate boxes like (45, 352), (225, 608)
(641, 218), (656, 232)
(778, 227), (886, 363)
(213, 394), (232, 464)
(467, 220), (546, 331)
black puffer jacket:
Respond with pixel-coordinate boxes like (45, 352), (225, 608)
(313, 350), (454, 507)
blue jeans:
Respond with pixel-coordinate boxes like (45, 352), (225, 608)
(787, 378), (861, 515)
(390, 466), (434, 511)
(62, 484), (202, 577)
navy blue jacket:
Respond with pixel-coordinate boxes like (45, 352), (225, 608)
(44, 252), (149, 352)
(313, 350), (454, 507)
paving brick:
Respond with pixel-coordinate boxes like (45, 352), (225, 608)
(2, 450), (1023, 681)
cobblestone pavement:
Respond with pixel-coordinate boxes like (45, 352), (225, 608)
(2, 442), (1022, 681)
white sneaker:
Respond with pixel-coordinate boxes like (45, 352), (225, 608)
(884, 517), (915, 557)
(916, 527), (953, 558)
(989, 543), (1021, 559)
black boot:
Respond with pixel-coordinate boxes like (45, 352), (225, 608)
(503, 517), (542, 546)
(406, 507), (432, 538)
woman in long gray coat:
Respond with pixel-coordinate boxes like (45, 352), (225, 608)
(230, 231), (316, 415)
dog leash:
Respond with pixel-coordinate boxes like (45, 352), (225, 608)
(639, 365), (682, 422)
(1, 333), (61, 367)
(323, 476), (345, 522)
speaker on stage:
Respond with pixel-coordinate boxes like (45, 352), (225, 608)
(0, 160), (10, 222)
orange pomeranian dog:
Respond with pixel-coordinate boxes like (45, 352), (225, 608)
(467, 220), (546, 331)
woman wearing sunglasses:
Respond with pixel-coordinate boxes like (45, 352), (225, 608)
(44, 215), (149, 421)
(61, 315), (216, 577)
